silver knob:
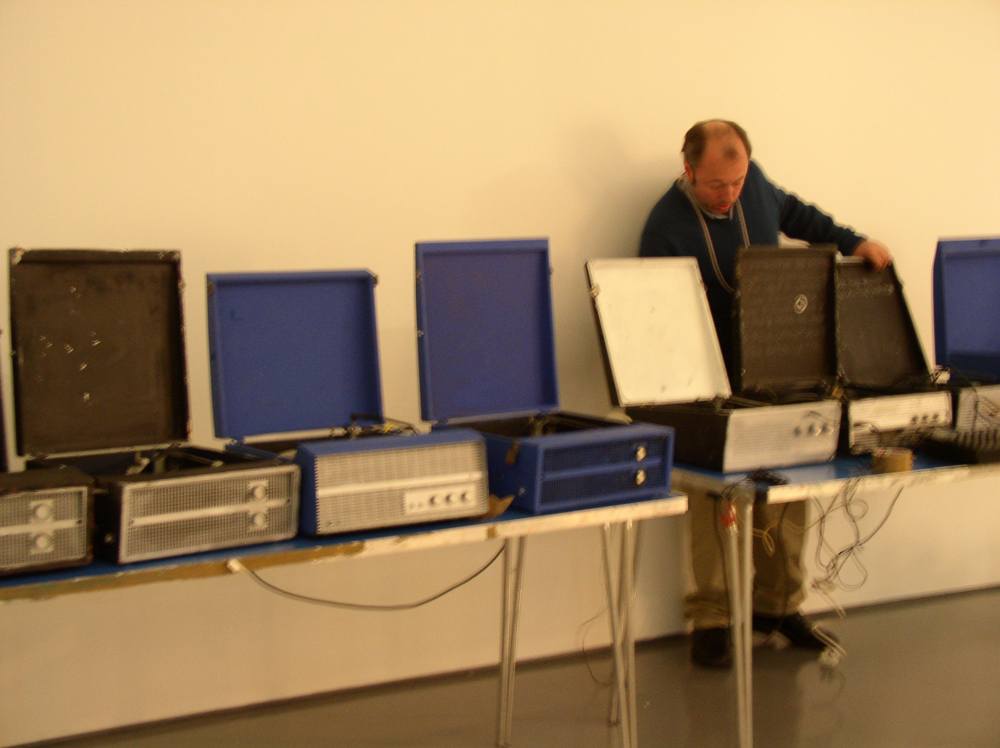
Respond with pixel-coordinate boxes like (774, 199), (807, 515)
(32, 503), (54, 522)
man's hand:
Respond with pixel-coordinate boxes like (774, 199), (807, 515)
(853, 240), (893, 270)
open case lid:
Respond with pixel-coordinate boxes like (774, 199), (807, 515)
(8, 248), (189, 456)
(836, 258), (929, 388)
(933, 237), (1000, 379)
(586, 257), (730, 406)
(0, 332), (7, 472)
(415, 238), (559, 423)
(206, 270), (383, 440)
(733, 245), (838, 393)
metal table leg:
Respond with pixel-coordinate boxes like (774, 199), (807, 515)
(739, 496), (753, 748)
(722, 496), (754, 748)
(609, 521), (643, 737)
(621, 520), (638, 748)
(497, 521), (644, 748)
(497, 536), (526, 748)
(602, 521), (640, 748)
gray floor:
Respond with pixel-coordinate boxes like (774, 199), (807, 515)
(38, 586), (1000, 748)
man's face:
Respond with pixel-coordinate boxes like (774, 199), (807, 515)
(684, 138), (749, 215)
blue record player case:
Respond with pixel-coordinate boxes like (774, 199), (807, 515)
(934, 237), (1000, 381)
(207, 271), (384, 440)
(206, 270), (490, 535)
(415, 238), (674, 514)
(932, 237), (1000, 432)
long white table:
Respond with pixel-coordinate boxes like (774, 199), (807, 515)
(672, 454), (1000, 748)
(1, 494), (687, 748)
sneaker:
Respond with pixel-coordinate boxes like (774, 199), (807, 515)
(691, 626), (732, 668)
(752, 612), (838, 650)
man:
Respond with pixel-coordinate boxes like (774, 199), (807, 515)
(640, 120), (892, 668)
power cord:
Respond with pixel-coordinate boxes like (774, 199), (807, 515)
(225, 543), (504, 611)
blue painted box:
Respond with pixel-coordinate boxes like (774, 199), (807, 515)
(415, 238), (674, 514)
(934, 237), (1000, 381)
(207, 270), (489, 535)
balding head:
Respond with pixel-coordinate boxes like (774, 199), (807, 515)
(682, 120), (751, 171)
(681, 120), (751, 215)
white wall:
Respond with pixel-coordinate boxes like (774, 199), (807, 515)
(2, 0), (999, 744)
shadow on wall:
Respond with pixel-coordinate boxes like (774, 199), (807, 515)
(556, 124), (681, 414)
(457, 123), (680, 417)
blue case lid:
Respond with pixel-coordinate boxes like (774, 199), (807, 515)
(207, 270), (383, 439)
(934, 237), (1000, 378)
(415, 238), (559, 423)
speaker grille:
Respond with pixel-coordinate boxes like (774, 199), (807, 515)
(0, 486), (90, 574)
(310, 440), (488, 533)
(116, 465), (299, 562)
(315, 441), (481, 485)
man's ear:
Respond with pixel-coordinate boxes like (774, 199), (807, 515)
(683, 161), (694, 184)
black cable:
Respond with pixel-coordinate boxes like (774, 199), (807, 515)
(813, 480), (867, 590)
(855, 482), (906, 547)
(579, 570), (613, 686)
(580, 617), (613, 687)
(241, 543), (505, 611)
(969, 386), (1000, 429)
(343, 414), (419, 438)
(813, 475), (906, 592)
(754, 502), (790, 649)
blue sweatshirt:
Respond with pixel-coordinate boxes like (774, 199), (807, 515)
(639, 160), (866, 373)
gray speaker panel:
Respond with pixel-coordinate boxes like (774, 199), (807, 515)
(308, 440), (489, 534)
(109, 464), (299, 563)
(0, 485), (91, 575)
(844, 391), (953, 454)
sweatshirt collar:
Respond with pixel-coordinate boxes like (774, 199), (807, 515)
(677, 175), (734, 220)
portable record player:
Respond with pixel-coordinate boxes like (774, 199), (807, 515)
(415, 238), (674, 514)
(836, 257), (952, 453)
(933, 237), (1000, 432)
(0, 467), (94, 576)
(206, 270), (489, 535)
(1, 327), (94, 577)
(9, 248), (300, 564)
(587, 255), (841, 474)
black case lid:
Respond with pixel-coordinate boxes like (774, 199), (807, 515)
(733, 245), (838, 393)
(835, 258), (929, 389)
(0, 330), (6, 472)
(8, 249), (190, 456)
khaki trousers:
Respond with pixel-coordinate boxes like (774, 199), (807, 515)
(684, 488), (807, 630)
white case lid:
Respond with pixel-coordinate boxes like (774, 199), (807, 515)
(587, 257), (731, 405)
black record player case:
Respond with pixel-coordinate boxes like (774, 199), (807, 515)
(835, 258), (951, 453)
(8, 249), (299, 564)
